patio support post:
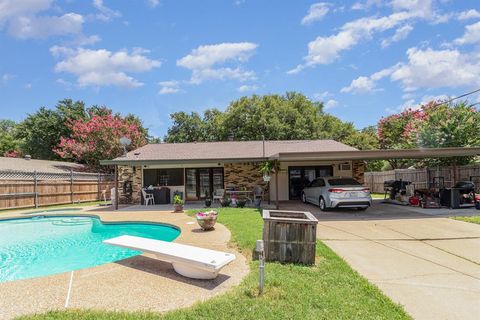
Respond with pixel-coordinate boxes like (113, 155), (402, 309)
(275, 170), (279, 209)
(114, 165), (119, 210)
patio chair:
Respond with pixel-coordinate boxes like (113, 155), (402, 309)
(253, 185), (264, 202)
(142, 189), (155, 206)
(212, 189), (225, 203)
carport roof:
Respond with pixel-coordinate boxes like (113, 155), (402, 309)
(270, 147), (480, 161)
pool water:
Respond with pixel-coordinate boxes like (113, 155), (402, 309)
(0, 215), (180, 282)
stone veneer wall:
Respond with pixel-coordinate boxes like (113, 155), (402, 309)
(118, 165), (142, 204)
(224, 162), (269, 200)
(352, 160), (366, 184)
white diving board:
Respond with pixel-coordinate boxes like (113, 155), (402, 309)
(103, 235), (236, 280)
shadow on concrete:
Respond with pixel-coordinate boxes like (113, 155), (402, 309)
(279, 200), (480, 222)
(115, 255), (231, 289)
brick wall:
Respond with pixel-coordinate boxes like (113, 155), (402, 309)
(224, 162), (269, 200)
(118, 165), (142, 204)
(352, 160), (366, 184)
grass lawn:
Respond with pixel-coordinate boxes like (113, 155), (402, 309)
(18, 208), (410, 320)
(1, 201), (106, 214)
(452, 216), (480, 225)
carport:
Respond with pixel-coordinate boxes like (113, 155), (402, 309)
(270, 147), (480, 320)
(269, 147), (480, 209)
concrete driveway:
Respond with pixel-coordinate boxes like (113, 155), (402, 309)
(281, 201), (480, 320)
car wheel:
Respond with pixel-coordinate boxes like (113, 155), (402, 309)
(319, 197), (328, 211)
(301, 193), (307, 203)
(357, 207), (368, 211)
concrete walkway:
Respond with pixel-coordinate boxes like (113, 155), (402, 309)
(0, 207), (248, 320)
(313, 206), (480, 320)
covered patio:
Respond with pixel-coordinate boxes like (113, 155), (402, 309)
(102, 145), (480, 211)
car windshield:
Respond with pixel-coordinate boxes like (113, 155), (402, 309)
(328, 178), (361, 186)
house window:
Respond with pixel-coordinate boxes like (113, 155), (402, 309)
(143, 169), (184, 187)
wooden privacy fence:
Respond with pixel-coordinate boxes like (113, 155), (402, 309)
(365, 164), (480, 194)
(0, 170), (115, 210)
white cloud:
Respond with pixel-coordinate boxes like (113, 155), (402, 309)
(158, 80), (180, 94)
(177, 42), (257, 84)
(0, 0), (85, 39)
(301, 3), (330, 25)
(0, 0), (51, 22)
(1, 73), (14, 84)
(289, 11), (415, 72)
(190, 68), (255, 84)
(324, 99), (339, 109)
(390, 47), (480, 91)
(381, 24), (413, 48)
(341, 76), (377, 94)
(289, 0), (450, 72)
(346, 47), (480, 94)
(454, 21), (480, 45)
(8, 13), (84, 39)
(177, 42), (257, 69)
(51, 47), (161, 88)
(351, 0), (382, 10)
(93, 0), (121, 21)
(237, 84), (258, 92)
(341, 66), (398, 93)
(457, 9), (480, 21)
(159, 87), (179, 94)
(24, 83), (32, 89)
(147, 0), (160, 8)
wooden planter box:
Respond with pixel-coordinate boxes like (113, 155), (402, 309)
(262, 210), (318, 265)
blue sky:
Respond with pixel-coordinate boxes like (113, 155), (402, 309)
(1, 0), (480, 138)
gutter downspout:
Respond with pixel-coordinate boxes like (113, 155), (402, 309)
(114, 165), (119, 210)
(275, 170), (279, 210)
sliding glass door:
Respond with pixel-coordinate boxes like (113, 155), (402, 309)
(185, 168), (224, 200)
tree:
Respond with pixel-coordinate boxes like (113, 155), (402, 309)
(15, 99), (88, 160)
(378, 101), (480, 168)
(0, 119), (22, 157)
(55, 110), (148, 168)
(164, 111), (207, 143)
(417, 102), (480, 167)
(343, 126), (385, 171)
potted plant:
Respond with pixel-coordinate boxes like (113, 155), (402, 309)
(220, 197), (231, 207)
(173, 194), (184, 212)
(236, 199), (247, 208)
(204, 190), (212, 207)
(195, 210), (218, 230)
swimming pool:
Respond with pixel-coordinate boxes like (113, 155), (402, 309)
(0, 215), (180, 282)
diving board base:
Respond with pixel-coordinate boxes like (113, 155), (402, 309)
(171, 261), (219, 280)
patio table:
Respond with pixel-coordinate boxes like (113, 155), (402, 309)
(226, 190), (253, 203)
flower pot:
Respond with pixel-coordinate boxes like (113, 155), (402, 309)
(220, 199), (231, 207)
(205, 199), (212, 207)
(254, 198), (261, 208)
(174, 204), (184, 212)
(197, 216), (217, 230)
(236, 199), (247, 208)
(196, 211), (218, 231)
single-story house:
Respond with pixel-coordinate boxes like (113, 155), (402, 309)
(101, 140), (480, 208)
(100, 140), (364, 205)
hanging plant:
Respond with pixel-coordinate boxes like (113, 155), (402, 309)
(259, 160), (280, 180)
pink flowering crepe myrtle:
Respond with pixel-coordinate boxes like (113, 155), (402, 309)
(54, 111), (147, 167)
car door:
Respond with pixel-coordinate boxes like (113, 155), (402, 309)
(306, 179), (320, 204)
(315, 178), (326, 205)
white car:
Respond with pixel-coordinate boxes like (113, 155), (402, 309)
(301, 177), (372, 211)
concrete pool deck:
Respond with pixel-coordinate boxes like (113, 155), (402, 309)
(0, 207), (249, 320)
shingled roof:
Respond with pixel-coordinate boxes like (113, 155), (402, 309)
(0, 157), (88, 173)
(102, 140), (357, 164)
